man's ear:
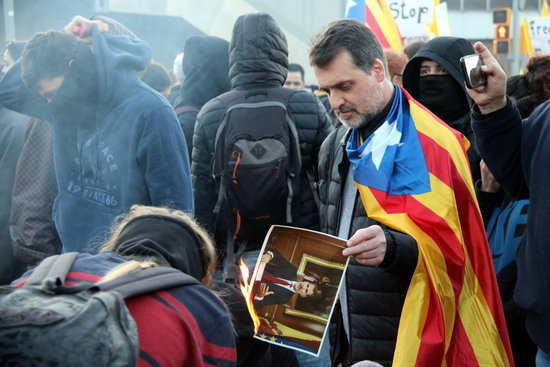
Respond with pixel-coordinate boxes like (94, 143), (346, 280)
(372, 58), (386, 82)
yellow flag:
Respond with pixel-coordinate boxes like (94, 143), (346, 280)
(542, 0), (549, 17)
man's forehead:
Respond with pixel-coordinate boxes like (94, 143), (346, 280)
(287, 71), (303, 80)
(420, 59), (440, 68)
(314, 53), (364, 89)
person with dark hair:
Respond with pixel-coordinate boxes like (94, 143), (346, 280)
(1, 41), (25, 76)
(173, 35), (230, 158)
(383, 49), (408, 86)
(506, 55), (550, 118)
(402, 39), (426, 60)
(285, 63), (306, 90)
(140, 61), (173, 98)
(402, 36), (482, 183)
(0, 16), (193, 253)
(310, 19), (511, 366)
(192, 13), (331, 264)
(472, 54), (550, 367)
(467, 40), (550, 367)
(12, 205), (236, 366)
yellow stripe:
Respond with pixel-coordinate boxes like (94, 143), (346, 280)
(459, 256), (511, 366)
(409, 100), (478, 204)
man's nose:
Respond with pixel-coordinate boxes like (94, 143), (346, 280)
(329, 92), (345, 111)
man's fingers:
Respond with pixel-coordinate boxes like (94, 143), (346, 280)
(347, 225), (382, 246)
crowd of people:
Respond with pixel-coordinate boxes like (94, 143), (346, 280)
(1, 10), (549, 367)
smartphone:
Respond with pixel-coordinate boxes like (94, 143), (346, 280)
(460, 54), (487, 89)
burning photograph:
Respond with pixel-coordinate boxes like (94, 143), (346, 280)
(244, 225), (348, 356)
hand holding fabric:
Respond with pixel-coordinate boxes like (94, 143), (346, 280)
(63, 15), (109, 43)
(343, 225), (387, 266)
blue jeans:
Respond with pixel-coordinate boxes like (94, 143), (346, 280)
(537, 348), (550, 367)
(295, 337), (331, 367)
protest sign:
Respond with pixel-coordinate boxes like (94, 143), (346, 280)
(524, 16), (550, 55)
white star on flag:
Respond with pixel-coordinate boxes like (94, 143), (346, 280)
(360, 119), (403, 169)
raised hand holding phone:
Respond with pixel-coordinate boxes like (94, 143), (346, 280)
(464, 42), (508, 114)
(460, 53), (487, 89)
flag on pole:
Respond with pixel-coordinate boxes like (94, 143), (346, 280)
(346, 86), (514, 366)
(345, 0), (404, 51)
(542, 0), (549, 17)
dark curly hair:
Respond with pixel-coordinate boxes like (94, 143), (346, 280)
(20, 31), (82, 91)
(526, 55), (550, 108)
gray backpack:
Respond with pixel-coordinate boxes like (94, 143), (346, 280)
(0, 252), (199, 367)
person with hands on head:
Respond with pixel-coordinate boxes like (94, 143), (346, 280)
(468, 41), (550, 367)
(0, 15), (193, 254)
(63, 15), (110, 43)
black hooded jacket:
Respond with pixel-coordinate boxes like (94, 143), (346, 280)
(191, 13), (332, 248)
(173, 36), (231, 157)
(403, 37), (481, 183)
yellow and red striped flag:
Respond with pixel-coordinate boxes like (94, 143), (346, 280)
(345, 0), (404, 51)
(346, 86), (514, 366)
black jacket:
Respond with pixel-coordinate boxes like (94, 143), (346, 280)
(472, 99), (550, 355)
(319, 126), (418, 367)
(191, 13), (332, 247)
(402, 37), (481, 183)
(0, 107), (28, 284)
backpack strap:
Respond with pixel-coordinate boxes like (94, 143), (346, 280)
(174, 105), (200, 116)
(25, 252), (80, 286)
(93, 266), (200, 299)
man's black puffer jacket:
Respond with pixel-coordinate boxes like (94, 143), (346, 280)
(319, 126), (418, 367)
(191, 13), (332, 247)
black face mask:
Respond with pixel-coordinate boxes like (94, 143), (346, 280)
(48, 44), (98, 125)
(417, 74), (469, 123)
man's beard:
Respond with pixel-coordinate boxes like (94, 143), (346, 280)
(335, 89), (384, 129)
(335, 105), (379, 129)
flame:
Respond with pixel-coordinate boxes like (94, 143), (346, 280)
(239, 260), (261, 334)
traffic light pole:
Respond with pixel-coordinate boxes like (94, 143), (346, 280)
(512, 0), (521, 75)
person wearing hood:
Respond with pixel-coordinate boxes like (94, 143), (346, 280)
(191, 13), (332, 366)
(173, 35), (231, 158)
(192, 13), (331, 253)
(402, 37), (481, 183)
(11, 205), (236, 366)
(0, 16), (193, 253)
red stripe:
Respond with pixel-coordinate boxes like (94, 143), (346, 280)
(13, 271), (102, 287)
(158, 291), (236, 362)
(415, 290), (444, 366)
(365, 6), (391, 48)
(445, 317), (480, 367)
(66, 272), (103, 282)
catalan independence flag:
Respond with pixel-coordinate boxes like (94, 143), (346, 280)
(346, 86), (514, 366)
(345, 0), (404, 51)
